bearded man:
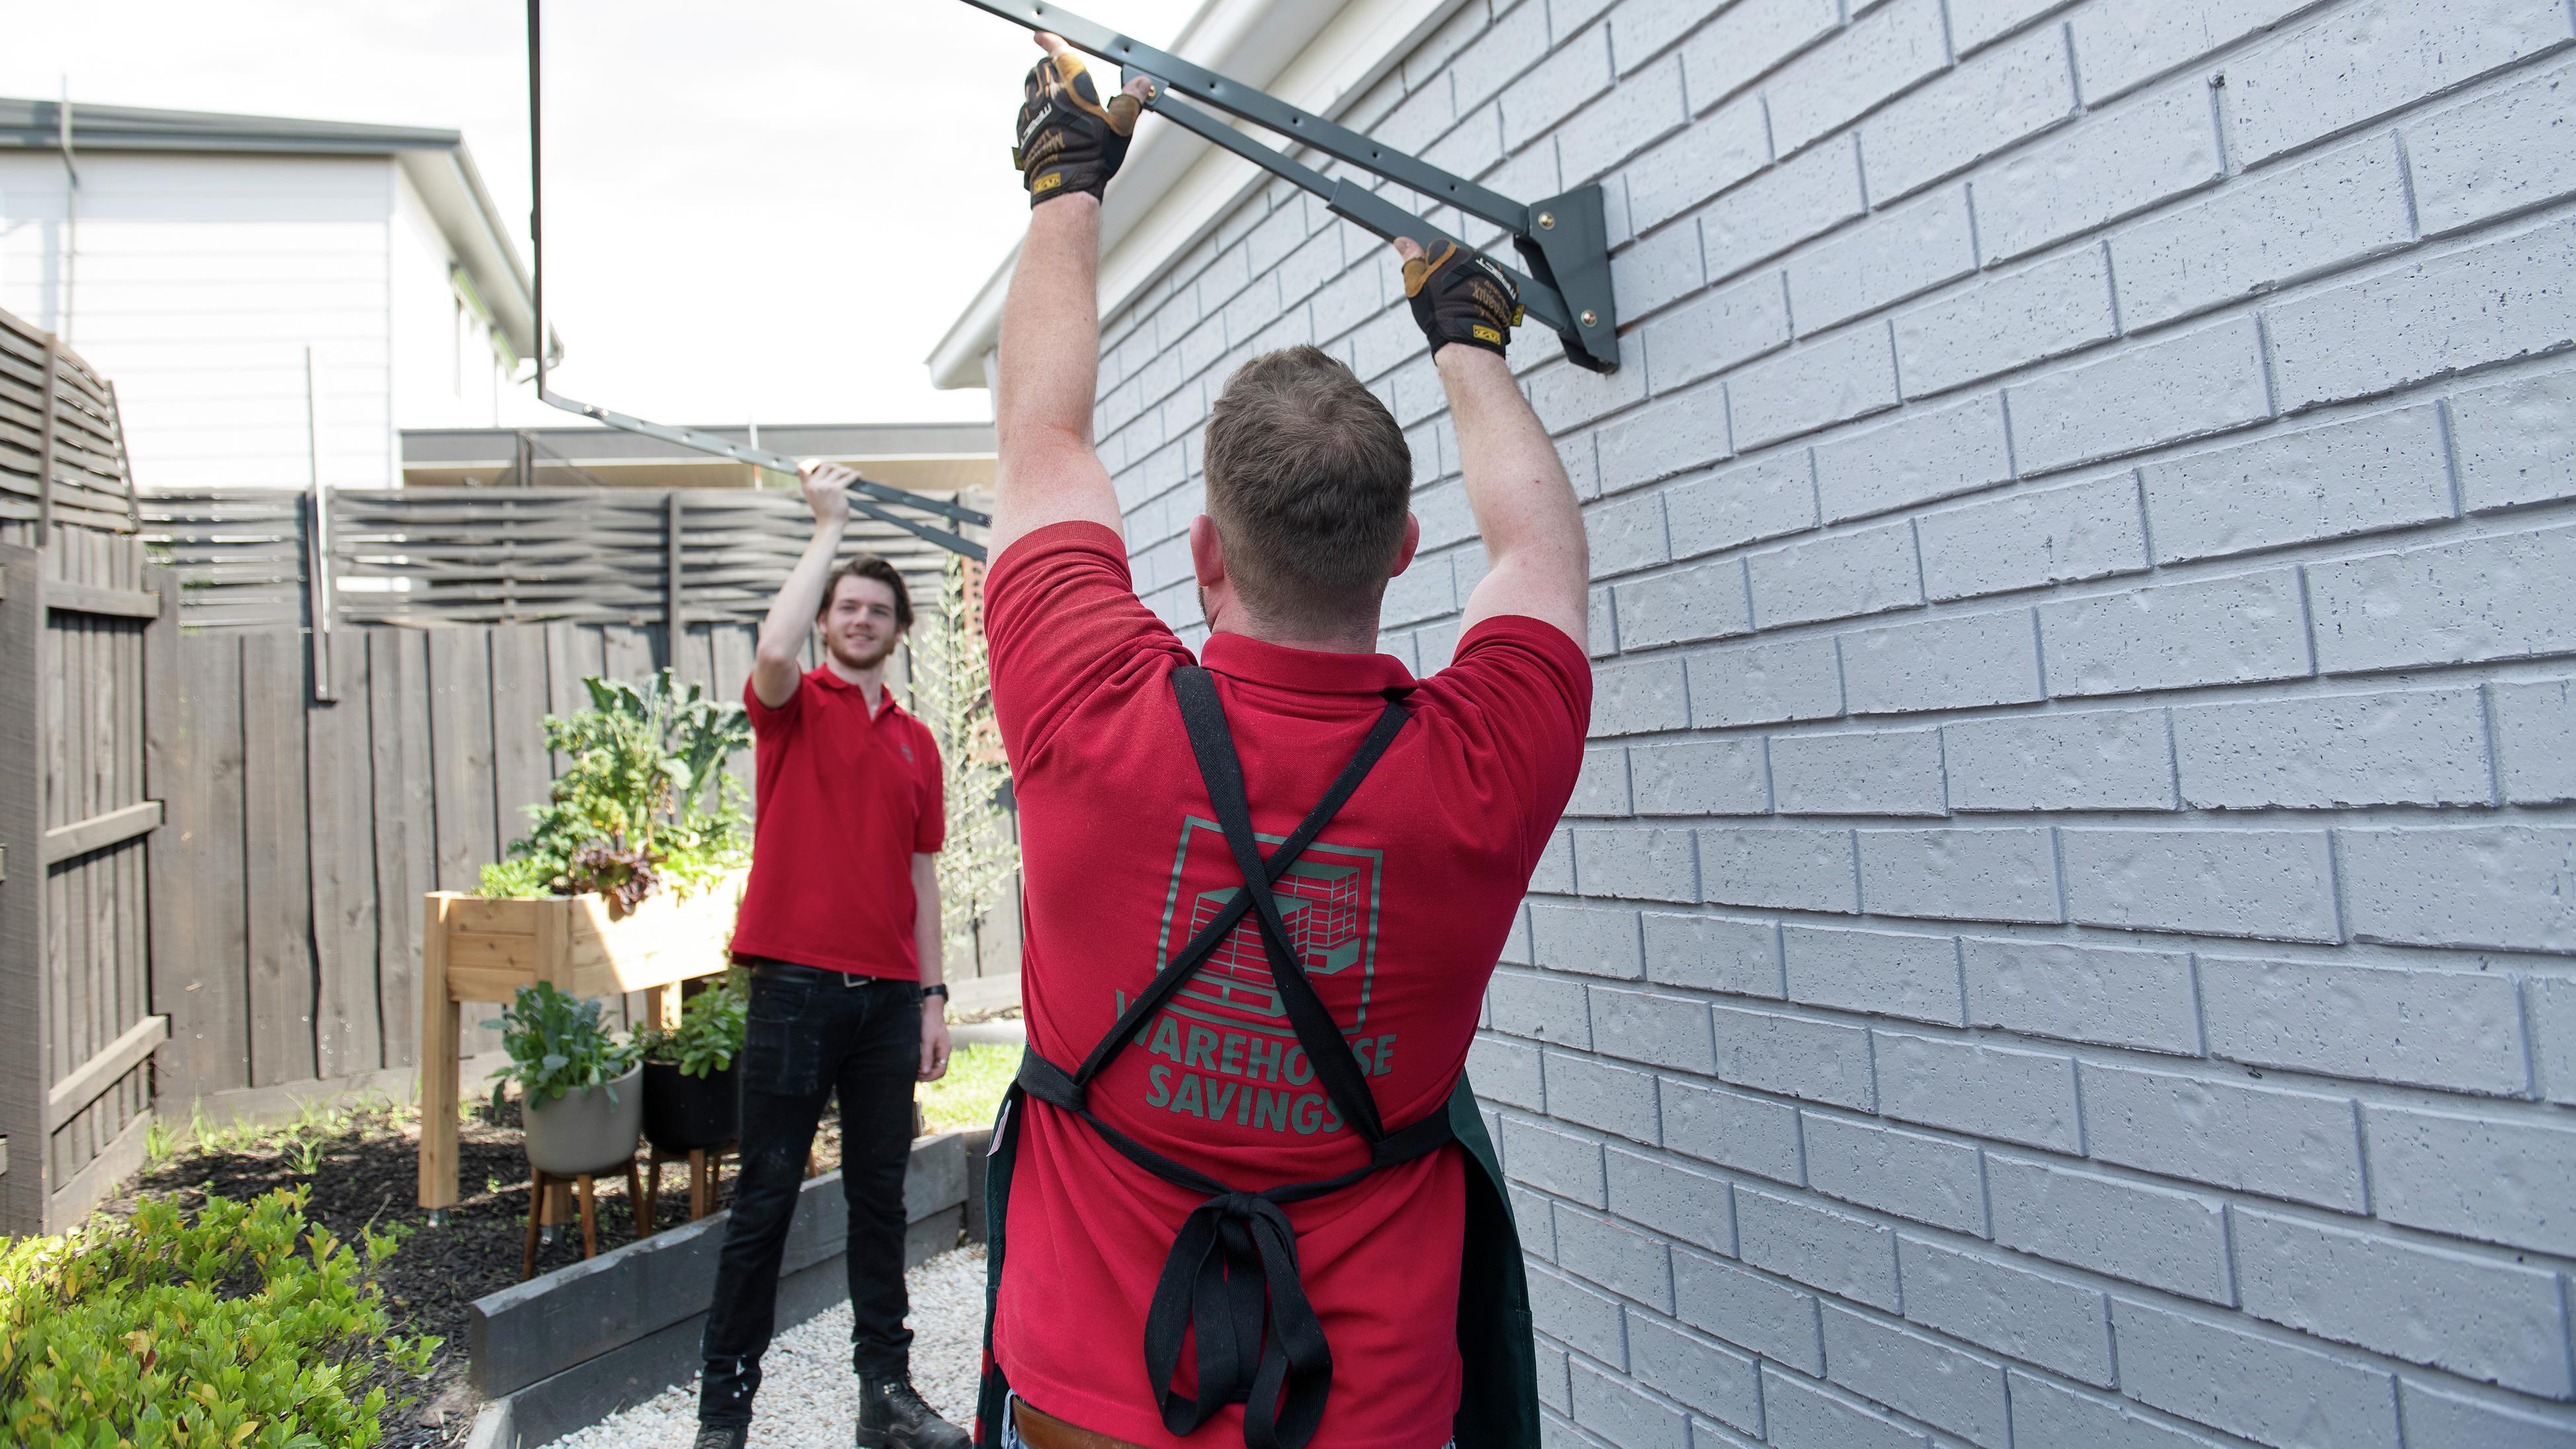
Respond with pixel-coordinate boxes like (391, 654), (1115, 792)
(695, 459), (970, 1449)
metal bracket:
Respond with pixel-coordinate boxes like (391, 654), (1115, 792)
(522, 0), (989, 560)
(957, 0), (1621, 374)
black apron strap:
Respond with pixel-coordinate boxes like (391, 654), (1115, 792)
(1067, 672), (1411, 1091)
(1170, 666), (1398, 1145)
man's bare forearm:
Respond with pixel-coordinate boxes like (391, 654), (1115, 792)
(1441, 347), (1589, 641)
(751, 514), (844, 704)
(913, 853), (945, 989)
(991, 195), (1122, 557)
(997, 195), (1102, 452)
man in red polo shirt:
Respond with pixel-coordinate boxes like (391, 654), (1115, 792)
(695, 460), (970, 1449)
(974, 35), (1589, 1449)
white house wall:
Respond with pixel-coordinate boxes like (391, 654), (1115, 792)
(390, 162), (510, 433)
(0, 150), (400, 489)
(1080, 1), (2576, 1445)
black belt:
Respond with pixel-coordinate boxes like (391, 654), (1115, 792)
(1015, 666), (1447, 1449)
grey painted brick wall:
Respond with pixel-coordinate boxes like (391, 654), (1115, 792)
(1075, 0), (2576, 1444)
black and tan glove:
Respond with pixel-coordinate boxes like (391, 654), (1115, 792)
(1401, 240), (1524, 357)
(1013, 49), (1143, 207)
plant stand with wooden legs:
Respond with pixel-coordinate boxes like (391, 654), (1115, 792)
(637, 1142), (736, 1235)
(522, 1158), (647, 1279)
(418, 872), (743, 1213)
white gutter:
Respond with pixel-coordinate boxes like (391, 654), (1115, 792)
(926, 0), (1469, 391)
(398, 145), (554, 365)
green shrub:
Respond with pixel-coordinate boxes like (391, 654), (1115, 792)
(485, 980), (642, 1113)
(639, 973), (749, 1079)
(0, 1187), (436, 1448)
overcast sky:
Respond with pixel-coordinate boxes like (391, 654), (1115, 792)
(2, 0), (1203, 425)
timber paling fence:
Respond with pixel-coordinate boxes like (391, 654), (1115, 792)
(1, 304), (161, 1234)
(1, 308), (1004, 1232)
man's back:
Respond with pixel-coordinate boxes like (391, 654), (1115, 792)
(984, 522), (1589, 1448)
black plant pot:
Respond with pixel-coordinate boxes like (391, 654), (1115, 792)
(643, 1058), (741, 1152)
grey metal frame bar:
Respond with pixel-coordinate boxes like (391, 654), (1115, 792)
(955, 0), (1621, 373)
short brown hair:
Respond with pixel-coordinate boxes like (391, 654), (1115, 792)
(1203, 345), (1413, 630)
(818, 555), (913, 631)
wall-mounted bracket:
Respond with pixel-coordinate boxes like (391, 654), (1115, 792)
(958, 0), (1622, 374)
(522, 0), (990, 561)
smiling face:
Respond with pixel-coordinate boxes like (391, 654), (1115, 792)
(818, 570), (906, 672)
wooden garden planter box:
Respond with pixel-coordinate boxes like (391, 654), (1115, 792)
(415, 868), (746, 1210)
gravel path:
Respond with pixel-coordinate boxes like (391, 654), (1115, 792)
(551, 1245), (988, 1448)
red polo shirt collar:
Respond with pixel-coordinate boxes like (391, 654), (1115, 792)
(1199, 631), (1416, 695)
(806, 666), (905, 718)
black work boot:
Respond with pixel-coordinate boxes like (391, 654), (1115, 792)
(692, 1427), (750, 1449)
(855, 1376), (971, 1449)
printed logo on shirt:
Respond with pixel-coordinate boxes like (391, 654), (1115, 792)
(1118, 816), (1393, 1137)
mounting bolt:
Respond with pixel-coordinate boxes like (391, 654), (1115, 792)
(1580, 310), (1598, 328)
(1537, 211), (1556, 230)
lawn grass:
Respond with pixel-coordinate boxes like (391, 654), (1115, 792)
(920, 1042), (1017, 1132)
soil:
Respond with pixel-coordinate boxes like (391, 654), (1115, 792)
(104, 1098), (855, 1448)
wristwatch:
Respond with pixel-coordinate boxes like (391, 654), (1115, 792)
(921, 983), (950, 1002)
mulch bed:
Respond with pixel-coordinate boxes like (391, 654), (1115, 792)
(104, 1099), (853, 1448)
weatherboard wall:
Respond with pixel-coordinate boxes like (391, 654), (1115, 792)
(0, 149), (517, 490)
(1081, 1), (2576, 1446)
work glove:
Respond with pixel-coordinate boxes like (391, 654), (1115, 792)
(1401, 240), (1524, 357)
(1013, 46), (1143, 207)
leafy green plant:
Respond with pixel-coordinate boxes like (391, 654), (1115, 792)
(483, 981), (641, 1114)
(0, 1186), (437, 1448)
(474, 668), (752, 909)
(907, 554), (1020, 963)
(638, 973), (749, 1079)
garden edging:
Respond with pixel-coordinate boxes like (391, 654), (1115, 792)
(463, 1126), (989, 1447)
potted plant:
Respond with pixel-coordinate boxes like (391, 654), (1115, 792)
(639, 973), (748, 1152)
(487, 981), (645, 1178)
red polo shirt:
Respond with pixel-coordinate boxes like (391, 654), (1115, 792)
(985, 522), (1589, 1449)
(729, 666), (945, 979)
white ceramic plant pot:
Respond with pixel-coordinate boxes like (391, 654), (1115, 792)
(521, 1063), (644, 1178)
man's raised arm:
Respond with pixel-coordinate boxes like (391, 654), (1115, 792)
(1398, 239), (1591, 646)
(989, 33), (1153, 561)
(751, 460), (858, 708)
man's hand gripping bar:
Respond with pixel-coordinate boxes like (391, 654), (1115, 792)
(954, 0), (1622, 374)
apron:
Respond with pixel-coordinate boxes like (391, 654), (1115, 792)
(974, 667), (1540, 1449)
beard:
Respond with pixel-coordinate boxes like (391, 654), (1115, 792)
(826, 630), (900, 672)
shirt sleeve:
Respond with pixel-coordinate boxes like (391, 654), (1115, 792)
(983, 520), (1192, 765)
(744, 670), (805, 734)
(1431, 615), (1594, 870)
(914, 726), (948, 854)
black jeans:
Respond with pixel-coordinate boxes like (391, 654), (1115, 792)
(700, 960), (921, 1427)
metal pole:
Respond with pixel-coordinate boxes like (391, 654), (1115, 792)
(664, 491), (684, 642)
(34, 335), (57, 548)
(304, 347), (336, 703)
(57, 81), (77, 347)
(527, 0), (544, 397)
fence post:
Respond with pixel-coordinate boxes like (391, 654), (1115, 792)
(34, 335), (56, 548)
(666, 491), (685, 640)
(0, 544), (48, 1234)
(303, 347), (336, 702)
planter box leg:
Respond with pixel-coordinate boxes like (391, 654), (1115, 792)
(522, 1176), (543, 1280)
(578, 1175), (598, 1260)
(419, 896), (460, 1211)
